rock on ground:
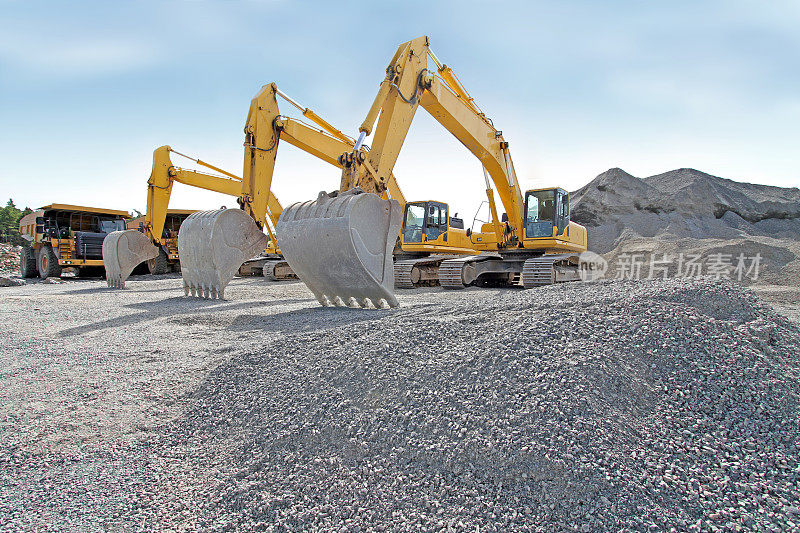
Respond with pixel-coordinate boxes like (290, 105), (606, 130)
(0, 243), (21, 276)
(0, 276), (798, 531)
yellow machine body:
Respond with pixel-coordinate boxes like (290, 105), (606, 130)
(398, 200), (474, 255)
(519, 186), (588, 253)
(18, 204), (129, 279)
(278, 36), (589, 294)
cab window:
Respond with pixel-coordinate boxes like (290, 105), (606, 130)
(99, 219), (126, 233)
(425, 204), (441, 240)
(525, 190), (555, 238)
(403, 204), (425, 243)
(555, 191), (568, 235)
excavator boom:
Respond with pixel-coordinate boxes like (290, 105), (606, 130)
(276, 36), (588, 299)
(102, 146), (272, 291)
(111, 82), (389, 298)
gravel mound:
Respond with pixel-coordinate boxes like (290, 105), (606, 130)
(570, 168), (800, 287)
(0, 243), (20, 276)
(1, 277), (797, 531)
(143, 278), (800, 531)
(571, 168), (800, 247)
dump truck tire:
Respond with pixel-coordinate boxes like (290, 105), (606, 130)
(147, 248), (169, 275)
(37, 245), (61, 279)
(20, 246), (37, 278)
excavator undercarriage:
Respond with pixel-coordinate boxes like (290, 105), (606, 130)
(393, 255), (454, 288)
(437, 253), (585, 289)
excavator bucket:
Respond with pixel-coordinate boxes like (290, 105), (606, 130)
(178, 208), (267, 299)
(276, 189), (403, 308)
(103, 230), (159, 289)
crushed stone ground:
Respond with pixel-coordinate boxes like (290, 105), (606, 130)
(1, 275), (798, 531)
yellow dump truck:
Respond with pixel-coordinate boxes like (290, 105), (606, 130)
(18, 204), (129, 278)
(126, 208), (196, 274)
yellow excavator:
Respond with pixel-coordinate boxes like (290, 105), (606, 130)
(237, 83), (480, 295)
(103, 146), (269, 290)
(394, 200), (475, 288)
(103, 145), (290, 291)
(130, 81), (480, 299)
(276, 36), (588, 307)
(105, 83), (431, 296)
(103, 82), (360, 294)
(240, 83), (479, 293)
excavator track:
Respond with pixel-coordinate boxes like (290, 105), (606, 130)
(262, 259), (297, 281)
(238, 255), (297, 280)
(393, 260), (417, 288)
(394, 255), (449, 289)
(438, 256), (482, 290)
(521, 257), (555, 288)
(438, 253), (584, 290)
(521, 254), (582, 288)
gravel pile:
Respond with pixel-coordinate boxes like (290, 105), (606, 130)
(569, 168), (800, 288)
(1, 277), (798, 531)
(0, 243), (20, 275)
(153, 278), (799, 531)
(570, 168), (800, 254)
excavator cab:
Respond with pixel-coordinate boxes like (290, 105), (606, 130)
(524, 188), (569, 239)
(398, 201), (473, 256)
(402, 201), (449, 243)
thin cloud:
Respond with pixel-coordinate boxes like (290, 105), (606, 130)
(0, 34), (158, 78)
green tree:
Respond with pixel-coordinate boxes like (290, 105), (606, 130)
(0, 199), (33, 245)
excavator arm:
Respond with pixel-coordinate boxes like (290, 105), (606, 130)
(247, 83), (407, 210)
(145, 145), (281, 245)
(420, 76), (523, 246)
(276, 36), (587, 305)
(104, 146), (275, 290)
(349, 36), (523, 247)
(106, 83), (378, 294)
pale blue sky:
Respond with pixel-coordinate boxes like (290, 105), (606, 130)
(1, 0), (798, 221)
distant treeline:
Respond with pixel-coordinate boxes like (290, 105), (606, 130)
(0, 199), (33, 246)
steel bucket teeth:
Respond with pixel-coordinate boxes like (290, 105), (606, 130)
(102, 230), (160, 289)
(177, 209), (267, 300)
(276, 189), (402, 309)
